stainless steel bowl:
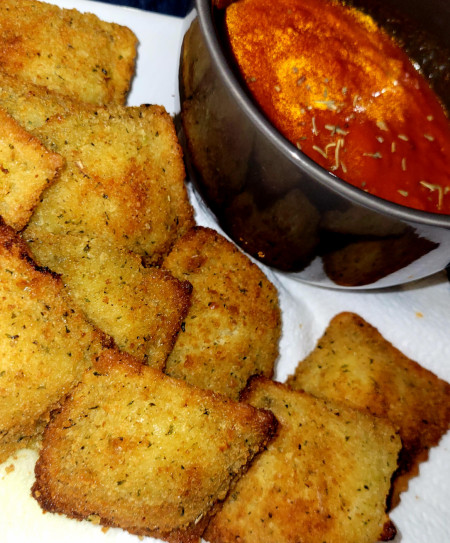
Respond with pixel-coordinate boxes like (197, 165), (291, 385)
(178, 0), (450, 288)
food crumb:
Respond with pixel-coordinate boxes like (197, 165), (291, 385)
(4, 464), (15, 474)
(415, 311), (424, 318)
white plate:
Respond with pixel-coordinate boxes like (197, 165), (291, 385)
(1, 1), (449, 542)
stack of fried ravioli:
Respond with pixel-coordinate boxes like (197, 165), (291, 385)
(0, 2), (281, 541)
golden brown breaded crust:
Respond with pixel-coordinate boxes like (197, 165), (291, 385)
(205, 377), (401, 543)
(0, 223), (107, 463)
(25, 104), (195, 264)
(0, 0), (137, 104)
(286, 312), (450, 505)
(0, 107), (64, 230)
(27, 232), (192, 369)
(0, 71), (88, 130)
(32, 349), (277, 543)
(163, 226), (281, 400)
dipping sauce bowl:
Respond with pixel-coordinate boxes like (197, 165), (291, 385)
(179, 0), (450, 288)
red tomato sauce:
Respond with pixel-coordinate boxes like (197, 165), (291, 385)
(225, 0), (450, 214)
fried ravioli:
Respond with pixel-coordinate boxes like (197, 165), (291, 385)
(0, 107), (63, 231)
(0, 223), (105, 463)
(0, 0), (137, 104)
(181, 88), (251, 208)
(27, 233), (192, 369)
(205, 377), (401, 543)
(286, 312), (450, 504)
(32, 349), (277, 543)
(163, 227), (281, 400)
(25, 104), (195, 264)
(0, 71), (86, 131)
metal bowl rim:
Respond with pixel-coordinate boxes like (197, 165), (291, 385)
(194, 0), (450, 228)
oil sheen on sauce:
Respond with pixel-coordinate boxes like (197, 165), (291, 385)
(224, 0), (450, 214)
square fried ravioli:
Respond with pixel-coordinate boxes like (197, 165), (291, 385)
(0, 223), (106, 464)
(163, 227), (281, 400)
(27, 233), (192, 369)
(0, 0), (137, 104)
(0, 71), (86, 131)
(205, 377), (401, 543)
(24, 104), (194, 264)
(32, 350), (277, 543)
(0, 107), (63, 230)
(286, 312), (450, 505)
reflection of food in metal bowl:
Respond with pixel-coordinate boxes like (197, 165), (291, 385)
(318, 207), (439, 286)
(179, 0), (450, 288)
(320, 207), (407, 238)
(322, 231), (438, 287)
(180, 19), (253, 207)
(226, 189), (321, 271)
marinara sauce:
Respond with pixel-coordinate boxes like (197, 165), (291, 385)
(224, 0), (450, 214)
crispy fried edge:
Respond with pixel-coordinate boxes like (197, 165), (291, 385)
(0, 107), (64, 230)
(32, 349), (277, 543)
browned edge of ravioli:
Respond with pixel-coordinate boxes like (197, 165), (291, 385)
(0, 107), (64, 230)
(287, 311), (450, 507)
(204, 375), (399, 543)
(26, 104), (195, 265)
(0, 71), (91, 131)
(25, 232), (193, 370)
(32, 349), (277, 543)
(0, 0), (137, 105)
(0, 221), (112, 462)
